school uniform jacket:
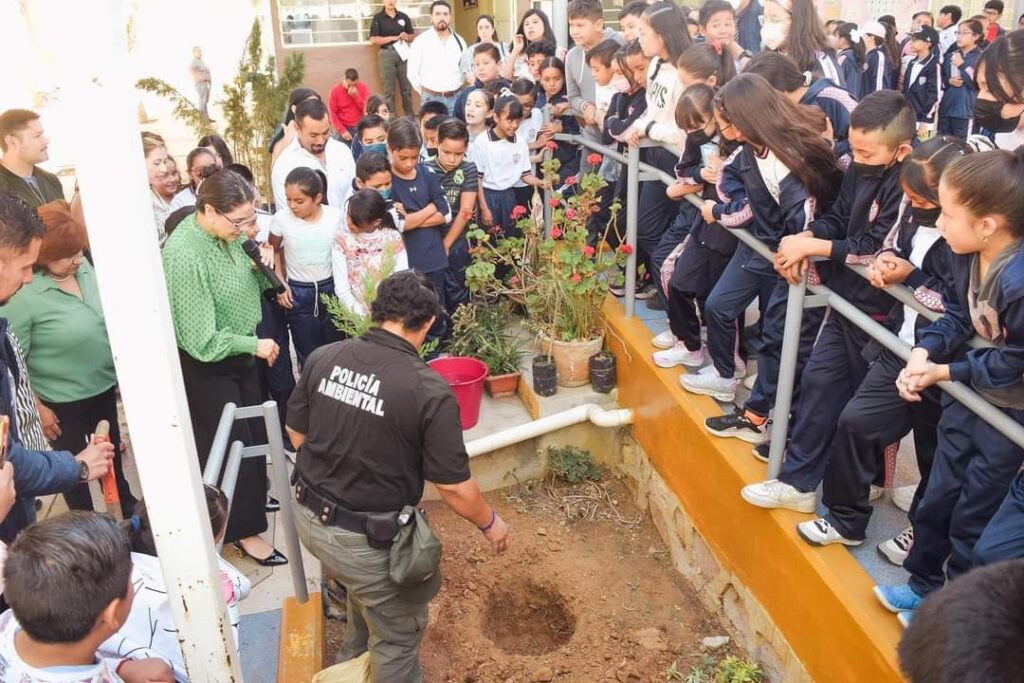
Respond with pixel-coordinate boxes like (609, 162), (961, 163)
(837, 49), (862, 97)
(861, 47), (894, 98)
(902, 53), (943, 125)
(801, 78), (857, 168)
(603, 88), (647, 148)
(807, 163), (905, 317)
(939, 47), (980, 120)
(916, 248), (1024, 390)
(535, 90), (581, 171)
(675, 135), (740, 256)
(813, 51), (847, 92)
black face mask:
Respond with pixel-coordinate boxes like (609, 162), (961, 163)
(852, 150), (899, 180)
(911, 206), (941, 226)
(974, 99), (1023, 133)
(689, 129), (712, 146)
(425, 147), (439, 158)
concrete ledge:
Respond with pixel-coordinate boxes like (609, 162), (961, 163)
(602, 298), (903, 683)
(277, 592), (323, 683)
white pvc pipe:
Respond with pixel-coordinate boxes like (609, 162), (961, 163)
(466, 404), (633, 457)
(45, 1), (243, 680)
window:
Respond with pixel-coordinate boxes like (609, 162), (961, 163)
(278, 1), (434, 47)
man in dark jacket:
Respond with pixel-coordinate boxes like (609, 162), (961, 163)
(0, 193), (113, 541)
(0, 110), (63, 208)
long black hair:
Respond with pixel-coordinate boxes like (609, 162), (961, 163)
(282, 87), (321, 126)
(511, 8), (556, 52)
(197, 134), (234, 167)
(643, 1), (693, 64)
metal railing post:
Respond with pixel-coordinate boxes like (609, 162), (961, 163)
(262, 401), (309, 603)
(766, 278), (807, 480)
(624, 144), (640, 318)
(203, 403), (237, 486)
(542, 106), (553, 237)
(217, 441), (245, 552)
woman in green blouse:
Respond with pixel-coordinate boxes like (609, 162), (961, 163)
(162, 169), (287, 565)
(1, 201), (137, 515)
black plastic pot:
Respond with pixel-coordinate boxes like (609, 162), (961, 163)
(532, 355), (557, 396)
(590, 352), (616, 393)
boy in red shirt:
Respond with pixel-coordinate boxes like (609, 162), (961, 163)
(329, 68), (370, 143)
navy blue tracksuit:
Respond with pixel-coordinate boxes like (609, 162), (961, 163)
(821, 209), (957, 540)
(800, 78), (858, 166)
(938, 47), (980, 139)
(904, 248), (1024, 596)
(902, 53), (942, 129)
(837, 49), (861, 98)
(973, 469), (1024, 567)
(774, 165), (905, 492)
(861, 47), (895, 99)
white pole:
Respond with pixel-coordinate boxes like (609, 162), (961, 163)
(37, 1), (243, 680)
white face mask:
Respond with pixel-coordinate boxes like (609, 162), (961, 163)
(761, 22), (787, 51)
(611, 75), (631, 93)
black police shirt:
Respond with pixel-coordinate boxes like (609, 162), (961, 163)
(370, 9), (414, 40)
(288, 327), (471, 512)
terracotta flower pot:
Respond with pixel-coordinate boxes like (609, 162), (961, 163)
(485, 371), (521, 398)
(539, 334), (605, 388)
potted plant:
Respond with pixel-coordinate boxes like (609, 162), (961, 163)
(448, 302), (524, 397)
(466, 150), (630, 387)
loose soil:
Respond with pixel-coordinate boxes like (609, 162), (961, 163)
(326, 479), (738, 682)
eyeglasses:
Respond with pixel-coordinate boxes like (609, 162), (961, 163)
(216, 209), (258, 229)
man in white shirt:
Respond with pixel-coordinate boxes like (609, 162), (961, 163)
(406, 0), (468, 115)
(271, 98), (355, 211)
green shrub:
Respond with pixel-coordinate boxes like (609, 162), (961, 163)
(546, 445), (603, 484)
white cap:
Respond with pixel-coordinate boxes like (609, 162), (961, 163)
(862, 20), (887, 39)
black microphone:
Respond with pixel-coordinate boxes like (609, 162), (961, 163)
(240, 238), (286, 295)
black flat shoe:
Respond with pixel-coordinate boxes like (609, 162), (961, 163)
(234, 543), (289, 566)
(265, 496), (281, 512)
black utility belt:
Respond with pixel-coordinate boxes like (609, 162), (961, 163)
(294, 475), (403, 549)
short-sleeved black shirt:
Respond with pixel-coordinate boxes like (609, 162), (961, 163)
(288, 327), (471, 512)
(370, 9), (414, 40)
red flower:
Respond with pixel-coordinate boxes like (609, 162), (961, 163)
(510, 205), (528, 219)
(509, 275), (521, 286)
(587, 153), (602, 165)
(617, 244), (634, 255)
(546, 141), (558, 151)
(551, 227), (563, 238)
(582, 245), (595, 257)
(564, 175), (578, 187)
(548, 197), (560, 208)
(570, 272), (583, 284)
(565, 207), (577, 220)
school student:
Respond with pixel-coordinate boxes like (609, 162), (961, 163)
(453, 43), (511, 122)
(699, 0), (752, 72)
(417, 100), (448, 162)
(902, 25), (943, 138)
(655, 84), (743, 370)
(536, 58), (582, 185)
(469, 96), (545, 237)
(760, 0), (845, 90)
(463, 88), (495, 142)
(834, 22), (865, 98)
(682, 74), (841, 411)
(861, 20), (898, 98)
(351, 152), (404, 233)
(794, 137), (971, 556)
(938, 19), (983, 139)
(510, 78), (545, 211)
(566, 0), (624, 148)
(618, 1), (647, 42)
(270, 167), (345, 367)
(352, 114), (389, 161)
(737, 93), (914, 508)
(387, 118), (452, 345)
(874, 147), (1024, 625)
(524, 40), (556, 83)
(426, 118), (478, 313)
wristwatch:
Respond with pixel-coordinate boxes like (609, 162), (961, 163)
(78, 459), (89, 482)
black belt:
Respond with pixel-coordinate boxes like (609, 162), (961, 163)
(294, 476), (373, 534)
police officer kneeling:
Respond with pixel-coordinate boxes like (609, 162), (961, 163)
(287, 271), (509, 681)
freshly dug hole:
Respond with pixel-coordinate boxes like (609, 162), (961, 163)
(482, 578), (576, 655)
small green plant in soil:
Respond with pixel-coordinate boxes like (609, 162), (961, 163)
(546, 445), (603, 484)
(447, 301), (523, 375)
(675, 655), (763, 683)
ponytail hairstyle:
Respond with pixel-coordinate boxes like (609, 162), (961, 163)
(124, 484), (229, 556)
(835, 22), (865, 67)
(283, 87), (321, 126)
(284, 166), (326, 203)
(675, 82), (715, 131)
(900, 135), (972, 205)
(740, 51), (808, 92)
(678, 43), (736, 88)
(975, 32), (1024, 105)
(386, 117), (422, 152)
(880, 21), (902, 72)
(941, 147), (1024, 237)
(493, 95), (524, 122)
(715, 73), (840, 205)
(347, 188), (396, 232)
(642, 1), (693, 64)
(772, 0), (833, 75)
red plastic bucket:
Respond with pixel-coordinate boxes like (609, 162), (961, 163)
(428, 357), (489, 430)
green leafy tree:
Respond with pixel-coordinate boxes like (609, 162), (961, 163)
(135, 78), (215, 139)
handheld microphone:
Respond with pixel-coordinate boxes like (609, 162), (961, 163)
(240, 238), (286, 295)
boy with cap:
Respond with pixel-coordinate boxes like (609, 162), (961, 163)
(902, 25), (943, 138)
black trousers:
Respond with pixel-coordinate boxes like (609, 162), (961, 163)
(667, 234), (733, 352)
(179, 350), (269, 543)
(972, 470), (1024, 567)
(45, 386), (137, 517)
(821, 349), (941, 540)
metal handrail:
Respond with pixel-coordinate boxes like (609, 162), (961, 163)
(546, 133), (1024, 475)
(203, 401), (309, 603)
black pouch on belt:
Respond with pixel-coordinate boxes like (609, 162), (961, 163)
(365, 511), (400, 549)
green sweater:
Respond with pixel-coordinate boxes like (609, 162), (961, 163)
(162, 214), (264, 363)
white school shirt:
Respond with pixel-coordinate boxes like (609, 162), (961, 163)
(898, 225), (943, 346)
(468, 129), (531, 191)
(270, 204), (342, 283)
(753, 149), (791, 205)
(271, 135), (355, 212)
(513, 109), (544, 189)
(167, 186), (196, 212)
(0, 611), (126, 683)
(407, 29), (468, 94)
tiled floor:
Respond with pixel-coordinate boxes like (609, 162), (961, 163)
(625, 296), (913, 587)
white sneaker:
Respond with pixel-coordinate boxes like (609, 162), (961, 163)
(652, 329), (677, 349)
(743, 372), (758, 390)
(797, 517), (864, 546)
(891, 484), (917, 512)
(698, 356), (747, 379)
(878, 526), (914, 566)
(653, 343), (705, 368)
(741, 479), (816, 513)
(680, 372), (738, 403)
(869, 485), (884, 502)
